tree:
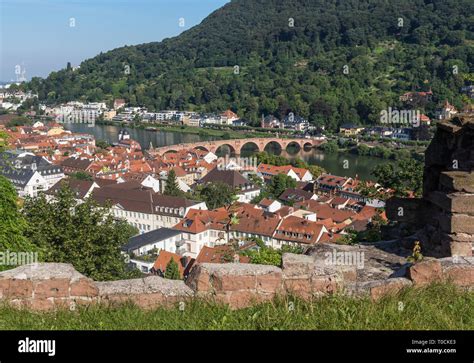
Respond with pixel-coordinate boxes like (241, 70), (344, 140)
(307, 165), (326, 179)
(242, 238), (303, 266)
(372, 159), (423, 197)
(0, 131), (8, 152)
(70, 171), (93, 181)
(22, 185), (140, 281)
(163, 169), (182, 197)
(95, 139), (110, 150)
(195, 182), (237, 209)
(0, 176), (37, 271)
(356, 181), (387, 201)
(6, 116), (30, 128)
(164, 258), (181, 280)
(268, 174), (297, 199)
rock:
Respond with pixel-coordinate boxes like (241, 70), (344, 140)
(185, 263), (283, 307)
(0, 263), (87, 281)
(449, 242), (473, 257)
(345, 278), (412, 300)
(369, 278), (412, 301)
(0, 279), (34, 299)
(97, 276), (193, 309)
(281, 253), (315, 278)
(0, 263), (97, 303)
(34, 279), (70, 299)
(97, 276), (193, 297)
(407, 259), (443, 286)
(440, 257), (474, 287)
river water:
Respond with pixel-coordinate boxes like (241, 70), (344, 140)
(64, 124), (390, 180)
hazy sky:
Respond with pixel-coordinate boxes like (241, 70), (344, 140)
(0, 0), (230, 81)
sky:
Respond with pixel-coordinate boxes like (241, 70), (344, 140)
(0, 0), (230, 81)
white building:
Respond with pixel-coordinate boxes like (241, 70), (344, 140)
(91, 184), (207, 234)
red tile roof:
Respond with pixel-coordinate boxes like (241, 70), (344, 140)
(274, 216), (325, 245)
(153, 251), (185, 277)
(195, 245), (250, 264)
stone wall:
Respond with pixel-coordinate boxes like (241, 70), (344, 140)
(386, 114), (474, 257)
(1, 254), (473, 311)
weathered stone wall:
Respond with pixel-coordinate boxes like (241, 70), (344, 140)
(386, 114), (474, 257)
(1, 255), (473, 311)
(0, 263), (98, 311)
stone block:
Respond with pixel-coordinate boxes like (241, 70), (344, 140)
(284, 278), (313, 299)
(281, 253), (315, 278)
(450, 242), (473, 257)
(427, 191), (474, 215)
(407, 259), (442, 286)
(70, 278), (99, 297)
(438, 213), (474, 234)
(186, 265), (211, 292)
(0, 279), (34, 299)
(256, 272), (282, 293)
(369, 278), (412, 301)
(212, 274), (256, 292)
(34, 278), (70, 299)
(310, 275), (339, 294)
(443, 265), (474, 287)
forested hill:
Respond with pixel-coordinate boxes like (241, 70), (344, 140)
(26, 0), (473, 129)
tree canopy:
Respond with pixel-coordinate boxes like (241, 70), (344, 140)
(193, 181), (237, 209)
(0, 176), (37, 271)
(163, 169), (183, 197)
(22, 186), (141, 281)
(164, 259), (181, 280)
(24, 0), (473, 129)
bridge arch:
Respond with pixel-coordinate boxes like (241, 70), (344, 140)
(264, 141), (283, 155)
(163, 149), (179, 155)
(285, 141), (302, 154)
(240, 141), (261, 156)
(193, 145), (210, 153)
(215, 143), (237, 157)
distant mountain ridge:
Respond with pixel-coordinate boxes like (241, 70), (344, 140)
(26, 0), (473, 129)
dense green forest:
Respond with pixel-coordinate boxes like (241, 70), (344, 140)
(25, 0), (473, 129)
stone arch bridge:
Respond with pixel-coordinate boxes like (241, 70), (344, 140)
(153, 138), (323, 156)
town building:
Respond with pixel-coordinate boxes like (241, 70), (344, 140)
(339, 124), (365, 136)
(0, 151), (64, 196)
(257, 163), (313, 182)
(91, 181), (207, 234)
(198, 168), (260, 203)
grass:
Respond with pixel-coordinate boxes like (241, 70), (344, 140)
(0, 283), (472, 330)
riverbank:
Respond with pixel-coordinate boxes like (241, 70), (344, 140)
(319, 139), (427, 162)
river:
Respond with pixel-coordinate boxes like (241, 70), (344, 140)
(64, 123), (390, 180)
